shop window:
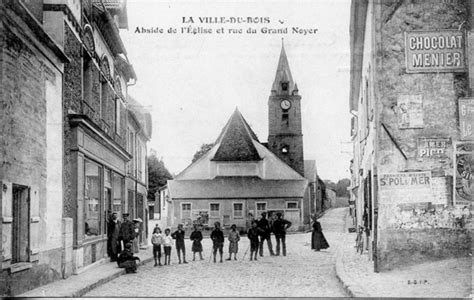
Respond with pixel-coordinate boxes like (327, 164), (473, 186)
(233, 203), (243, 218)
(210, 203), (220, 218)
(85, 161), (101, 237)
(112, 173), (123, 217)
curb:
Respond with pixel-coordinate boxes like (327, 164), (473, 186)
(70, 256), (155, 297)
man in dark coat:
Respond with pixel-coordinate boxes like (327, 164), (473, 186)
(257, 212), (275, 256)
(119, 213), (135, 248)
(107, 212), (121, 261)
(171, 223), (188, 264)
(272, 212), (292, 256)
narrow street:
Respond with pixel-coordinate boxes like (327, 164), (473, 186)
(85, 208), (349, 297)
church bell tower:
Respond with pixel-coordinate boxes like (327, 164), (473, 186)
(268, 41), (304, 176)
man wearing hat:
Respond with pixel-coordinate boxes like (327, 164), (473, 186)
(257, 212), (275, 256)
(272, 212), (292, 256)
(119, 213), (135, 248)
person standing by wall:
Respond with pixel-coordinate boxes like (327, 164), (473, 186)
(107, 212), (121, 262)
(119, 213), (135, 249)
(257, 212), (275, 257)
(272, 212), (292, 256)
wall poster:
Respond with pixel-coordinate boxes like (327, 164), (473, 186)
(397, 94), (423, 129)
(454, 142), (473, 205)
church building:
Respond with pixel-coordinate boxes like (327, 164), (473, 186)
(165, 43), (317, 231)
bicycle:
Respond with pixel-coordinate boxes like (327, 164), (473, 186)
(354, 226), (365, 254)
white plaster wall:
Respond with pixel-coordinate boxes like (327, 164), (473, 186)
(45, 72), (64, 250)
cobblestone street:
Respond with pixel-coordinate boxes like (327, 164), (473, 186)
(85, 208), (348, 297)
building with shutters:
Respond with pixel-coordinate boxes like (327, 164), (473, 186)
(0, 0), (151, 295)
(349, 0), (473, 272)
(164, 44), (319, 231)
(0, 0), (68, 295)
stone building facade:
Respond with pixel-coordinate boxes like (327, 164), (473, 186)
(0, 0), (67, 295)
(0, 0), (151, 295)
(349, 0), (473, 272)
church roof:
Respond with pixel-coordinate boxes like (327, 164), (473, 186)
(212, 108), (261, 161)
(168, 177), (307, 199)
(271, 41), (295, 94)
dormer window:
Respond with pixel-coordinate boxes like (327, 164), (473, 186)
(281, 82), (289, 91)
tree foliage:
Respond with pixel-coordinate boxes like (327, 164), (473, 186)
(324, 178), (350, 198)
(147, 149), (173, 201)
(192, 143), (214, 163)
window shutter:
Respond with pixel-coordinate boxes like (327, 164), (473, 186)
(29, 186), (40, 262)
(1, 181), (13, 269)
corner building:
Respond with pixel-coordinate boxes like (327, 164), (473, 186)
(349, 0), (473, 272)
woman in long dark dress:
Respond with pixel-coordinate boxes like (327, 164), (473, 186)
(311, 216), (329, 251)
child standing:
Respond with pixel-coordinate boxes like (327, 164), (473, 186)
(162, 228), (172, 265)
(151, 227), (163, 266)
(171, 224), (188, 264)
(247, 220), (260, 261)
(210, 221), (224, 263)
(226, 224), (240, 260)
(190, 224), (204, 261)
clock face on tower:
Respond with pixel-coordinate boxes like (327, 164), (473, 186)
(280, 99), (291, 110)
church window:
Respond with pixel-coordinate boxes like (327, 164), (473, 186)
(281, 145), (289, 154)
(281, 81), (289, 91)
(256, 202), (267, 216)
(181, 203), (191, 221)
(233, 203), (243, 218)
(282, 112), (289, 126)
(210, 203), (220, 218)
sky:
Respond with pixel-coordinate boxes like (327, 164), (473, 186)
(121, 0), (352, 182)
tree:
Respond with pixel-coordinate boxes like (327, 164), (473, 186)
(192, 143), (214, 163)
(323, 178), (350, 197)
(147, 149), (173, 201)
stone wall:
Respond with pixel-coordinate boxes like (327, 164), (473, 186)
(373, 0), (472, 271)
(0, 7), (64, 295)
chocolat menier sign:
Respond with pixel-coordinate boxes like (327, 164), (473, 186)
(405, 30), (466, 73)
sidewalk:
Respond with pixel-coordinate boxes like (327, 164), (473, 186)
(335, 210), (472, 298)
(18, 248), (154, 297)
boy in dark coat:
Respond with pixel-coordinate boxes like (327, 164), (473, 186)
(107, 212), (121, 262)
(171, 224), (188, 264)
(117, 243), (140, 273)
(119, 213), (135, 247)
(210, 221), (224, 263)
(247, 220), (262, 261)
(190, 224), (204, 261)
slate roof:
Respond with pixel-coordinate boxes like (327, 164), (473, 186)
(272, 41), (295, 94)
(212, 108), (261, 161)
(168, 177), (307, 199)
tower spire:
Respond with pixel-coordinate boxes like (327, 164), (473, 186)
(272, 40), (294, 95)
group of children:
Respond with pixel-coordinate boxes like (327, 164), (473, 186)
(151, 220), (262, 267)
